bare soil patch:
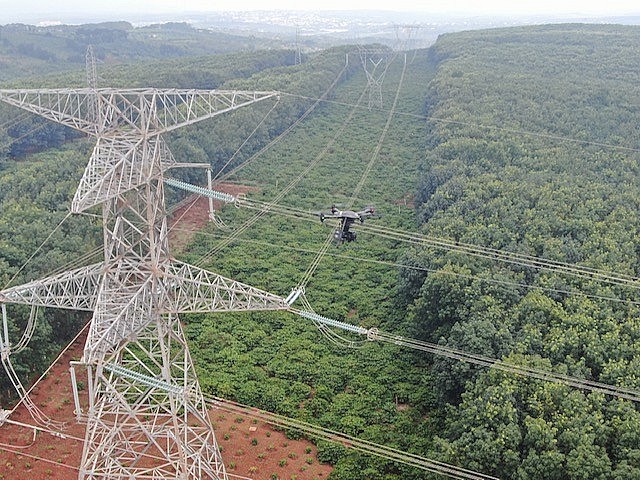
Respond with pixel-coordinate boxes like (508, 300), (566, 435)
(1, 262), (332, 479)
(168, 182), (257, 252)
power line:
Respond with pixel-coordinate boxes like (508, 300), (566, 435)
(215, 62), (350, 183)
(171, 228), (640, 307)
(2, 212), (73, 290)
(279, 92), (640, 154)
(214, 189), (640, 293)
(194, 70), (370, 268)
(285, 306), (640, 403)
(212, 97), (281, 182)
(297, 54), (407, 290)
(359, 223), (640, 290)
(0, 443), (80, 472)
(181, 184), (640, 296)
(202, 394), (500, 480)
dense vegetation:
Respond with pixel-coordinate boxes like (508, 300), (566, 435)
(406, 24), (640, 480)
(181, 49), (435, 479)
(184, 24), (640, 479)
(2, 21), (640, 480)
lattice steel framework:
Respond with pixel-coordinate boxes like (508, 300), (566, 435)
(357, 47), (390, 109)
(392, 24), (421, 52)
(0, 87), (288, 479)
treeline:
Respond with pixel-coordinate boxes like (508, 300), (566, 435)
(402, 24), (640, 479)
(0, 48), (302, 162)
(0, 21), (284, 82)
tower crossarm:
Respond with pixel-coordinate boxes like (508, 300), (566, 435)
(0, 88), (279, 137)
(151, 89), (279, 135)
(0, 263), (103, 311)
(0, 89), (98, 134)
(163, 261), (289, 313)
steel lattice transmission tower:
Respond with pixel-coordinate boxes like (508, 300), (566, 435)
(0, 87), (290, 479)
(358, 47), (390, 109)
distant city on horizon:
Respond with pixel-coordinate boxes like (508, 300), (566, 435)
(3, 9), (640, 51)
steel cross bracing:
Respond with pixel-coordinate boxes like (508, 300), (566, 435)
(357, 48), (390, 109)
(0, 88), (275, 213)
(392, 25), (421, 52)
(0, 87), (286, 480)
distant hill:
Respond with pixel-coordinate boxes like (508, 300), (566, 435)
(0, 21), (284, 82)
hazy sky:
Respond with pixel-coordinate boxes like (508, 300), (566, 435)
(1, 0), (639, 23)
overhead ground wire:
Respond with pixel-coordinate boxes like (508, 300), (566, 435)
(196, 190), (640, 294)
(297, 53), (406, 290)
(194, 66), (368, 268)
(2, 211), (73, 290)
(171, 227), (640, 307)
(212, 96), (281, 182)
(215, 62), (350, 183)
(279, 92), (640, 154)
(202, 393), (500, 480)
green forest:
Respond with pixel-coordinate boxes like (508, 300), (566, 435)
(2, 22), (640, 480)
(0, 21), (286, 81)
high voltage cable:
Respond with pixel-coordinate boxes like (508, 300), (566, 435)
(286, 304), (640, 403)
(219, 192), (640, 292)
(349, 53), (405, 205)
(209, 191), (640, 294)
(193, 63), (354, 265)
(0, 416), (176, 469)
(1, 390), (495, 480)
(0, 443), (80, 472)
(170, 227), (640, 307)
(358, 223), (640, 290)
(212, 96), (281, 182)
(0, 111), (29, 130)
(279, 92), (640, 154)
(214, 62), (350, 184)
(296, 231), (335, 289)
(176, 216), (640, 403)
(202, 394), (500, 480)
(287, 306), (640, 402)
(2, 211), (73, 290)
(174, 206), (640, 401)
(370, 331), (640, 402)
(194, 72), (371, 268)
(0, 115), (50, 152)
(298, 53), (406, 290)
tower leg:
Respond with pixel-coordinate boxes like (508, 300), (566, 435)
(80, 313), (226, 480)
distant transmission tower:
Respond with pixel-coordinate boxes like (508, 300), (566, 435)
(392, 24), (421, 52)
(295, 27), (302, 65)
(0, 83), (288, 478)
(85, 45), (98, 89)
(358, 46), (390, 109)
(85, 45), (99, 126)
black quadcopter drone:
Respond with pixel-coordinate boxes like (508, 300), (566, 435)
(319, 205), (378, 244)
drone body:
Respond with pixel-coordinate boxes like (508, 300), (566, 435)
(319, 205), (377, 244)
